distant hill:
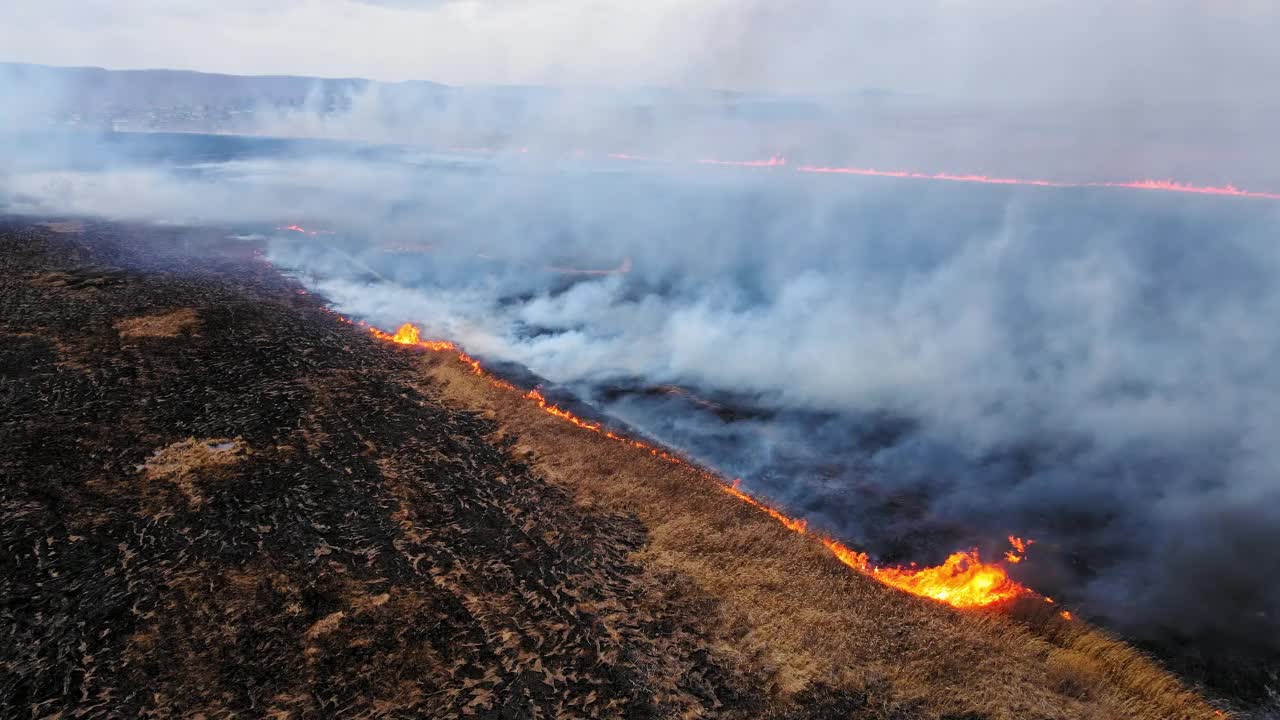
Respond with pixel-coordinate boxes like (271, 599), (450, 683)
(0, 62), (450, 114)
(0, 61), (867, 124)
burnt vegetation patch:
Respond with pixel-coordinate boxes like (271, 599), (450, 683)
(0, 219), (775, 718)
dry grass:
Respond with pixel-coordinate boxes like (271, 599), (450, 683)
(115, 308), (201, 338)
(414, 352), (1223, 720)
(139, 437), (248, 508)
(37, 221), (85, 234)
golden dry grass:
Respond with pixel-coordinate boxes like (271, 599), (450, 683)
(413, 352), (1223, 720)
(37, 221), (85, 234)
(140, 437), (248, 508)
(114, 308), (201, 338)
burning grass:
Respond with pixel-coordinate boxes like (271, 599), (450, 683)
(413, 344), (1223, 720)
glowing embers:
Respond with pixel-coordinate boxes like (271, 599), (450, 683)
(367, 320), (1044, 610)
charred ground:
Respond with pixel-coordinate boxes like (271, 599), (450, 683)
(0, 218), (1221, 719)
(0, 219), (779, 718)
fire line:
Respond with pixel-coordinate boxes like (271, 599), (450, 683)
(365, 319), (1071, 613)
(439, 145), (1280, 201)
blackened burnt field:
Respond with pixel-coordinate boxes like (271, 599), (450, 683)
(0, 219), (1220, 719)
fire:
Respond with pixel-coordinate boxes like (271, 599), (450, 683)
(277, 224), (334, 236)
(796, 164), (1280, 199)
(796, 165), (1068, 188)
(366, 320), (1044, 610)
(1005, 535), (1034, 563)
(869, 549), (1029, 608)
(431, 143), (1280, 200)
(722, 479), (809, 534)
(1097, 178), (1280, 200)
(817, 537), (1032, 608)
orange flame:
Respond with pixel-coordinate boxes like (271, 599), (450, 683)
(1096, 178), (1280, 200)
(277, 224), (335, 236)
(432, 144), (1280, 200)
(870, 549), (1029, 608)
(794, 165), (1280, 199)
(368, 320), (1042, 610)
(1005, 535), (1035, 563)
(723, 479), (809, 534)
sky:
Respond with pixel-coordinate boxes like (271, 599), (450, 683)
(2, 0), (1280, 101)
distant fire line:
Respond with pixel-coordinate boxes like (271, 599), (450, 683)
(437, 144), (1280, 201)
(362, 319), (1071, 614)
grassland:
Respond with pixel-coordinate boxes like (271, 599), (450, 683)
(419, 349), (1224, 720)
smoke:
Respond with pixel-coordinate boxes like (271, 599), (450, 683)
(4, 50), (1280, 707)
(285, 163), (1280, 686)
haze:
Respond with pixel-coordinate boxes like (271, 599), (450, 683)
(3, 0), (1280, 102)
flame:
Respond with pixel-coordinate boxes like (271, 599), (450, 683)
(795, 165), (1280, 200)
(818, 537), (1032, 608)
(871, 549), (1028, 608)
(723, 479), (809, 533)
(277, 224), (336, 236)
(438, 144), (1280, 201)
(1005, 535), (1035, 563)
(1096, 178), (1280, 200)
(796, 164), (1065, 188)
(365, 320), (1042, 610)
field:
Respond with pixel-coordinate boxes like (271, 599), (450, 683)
(0, 218), (1222, 718)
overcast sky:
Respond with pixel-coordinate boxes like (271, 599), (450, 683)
(2, 0), (1278, 101)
